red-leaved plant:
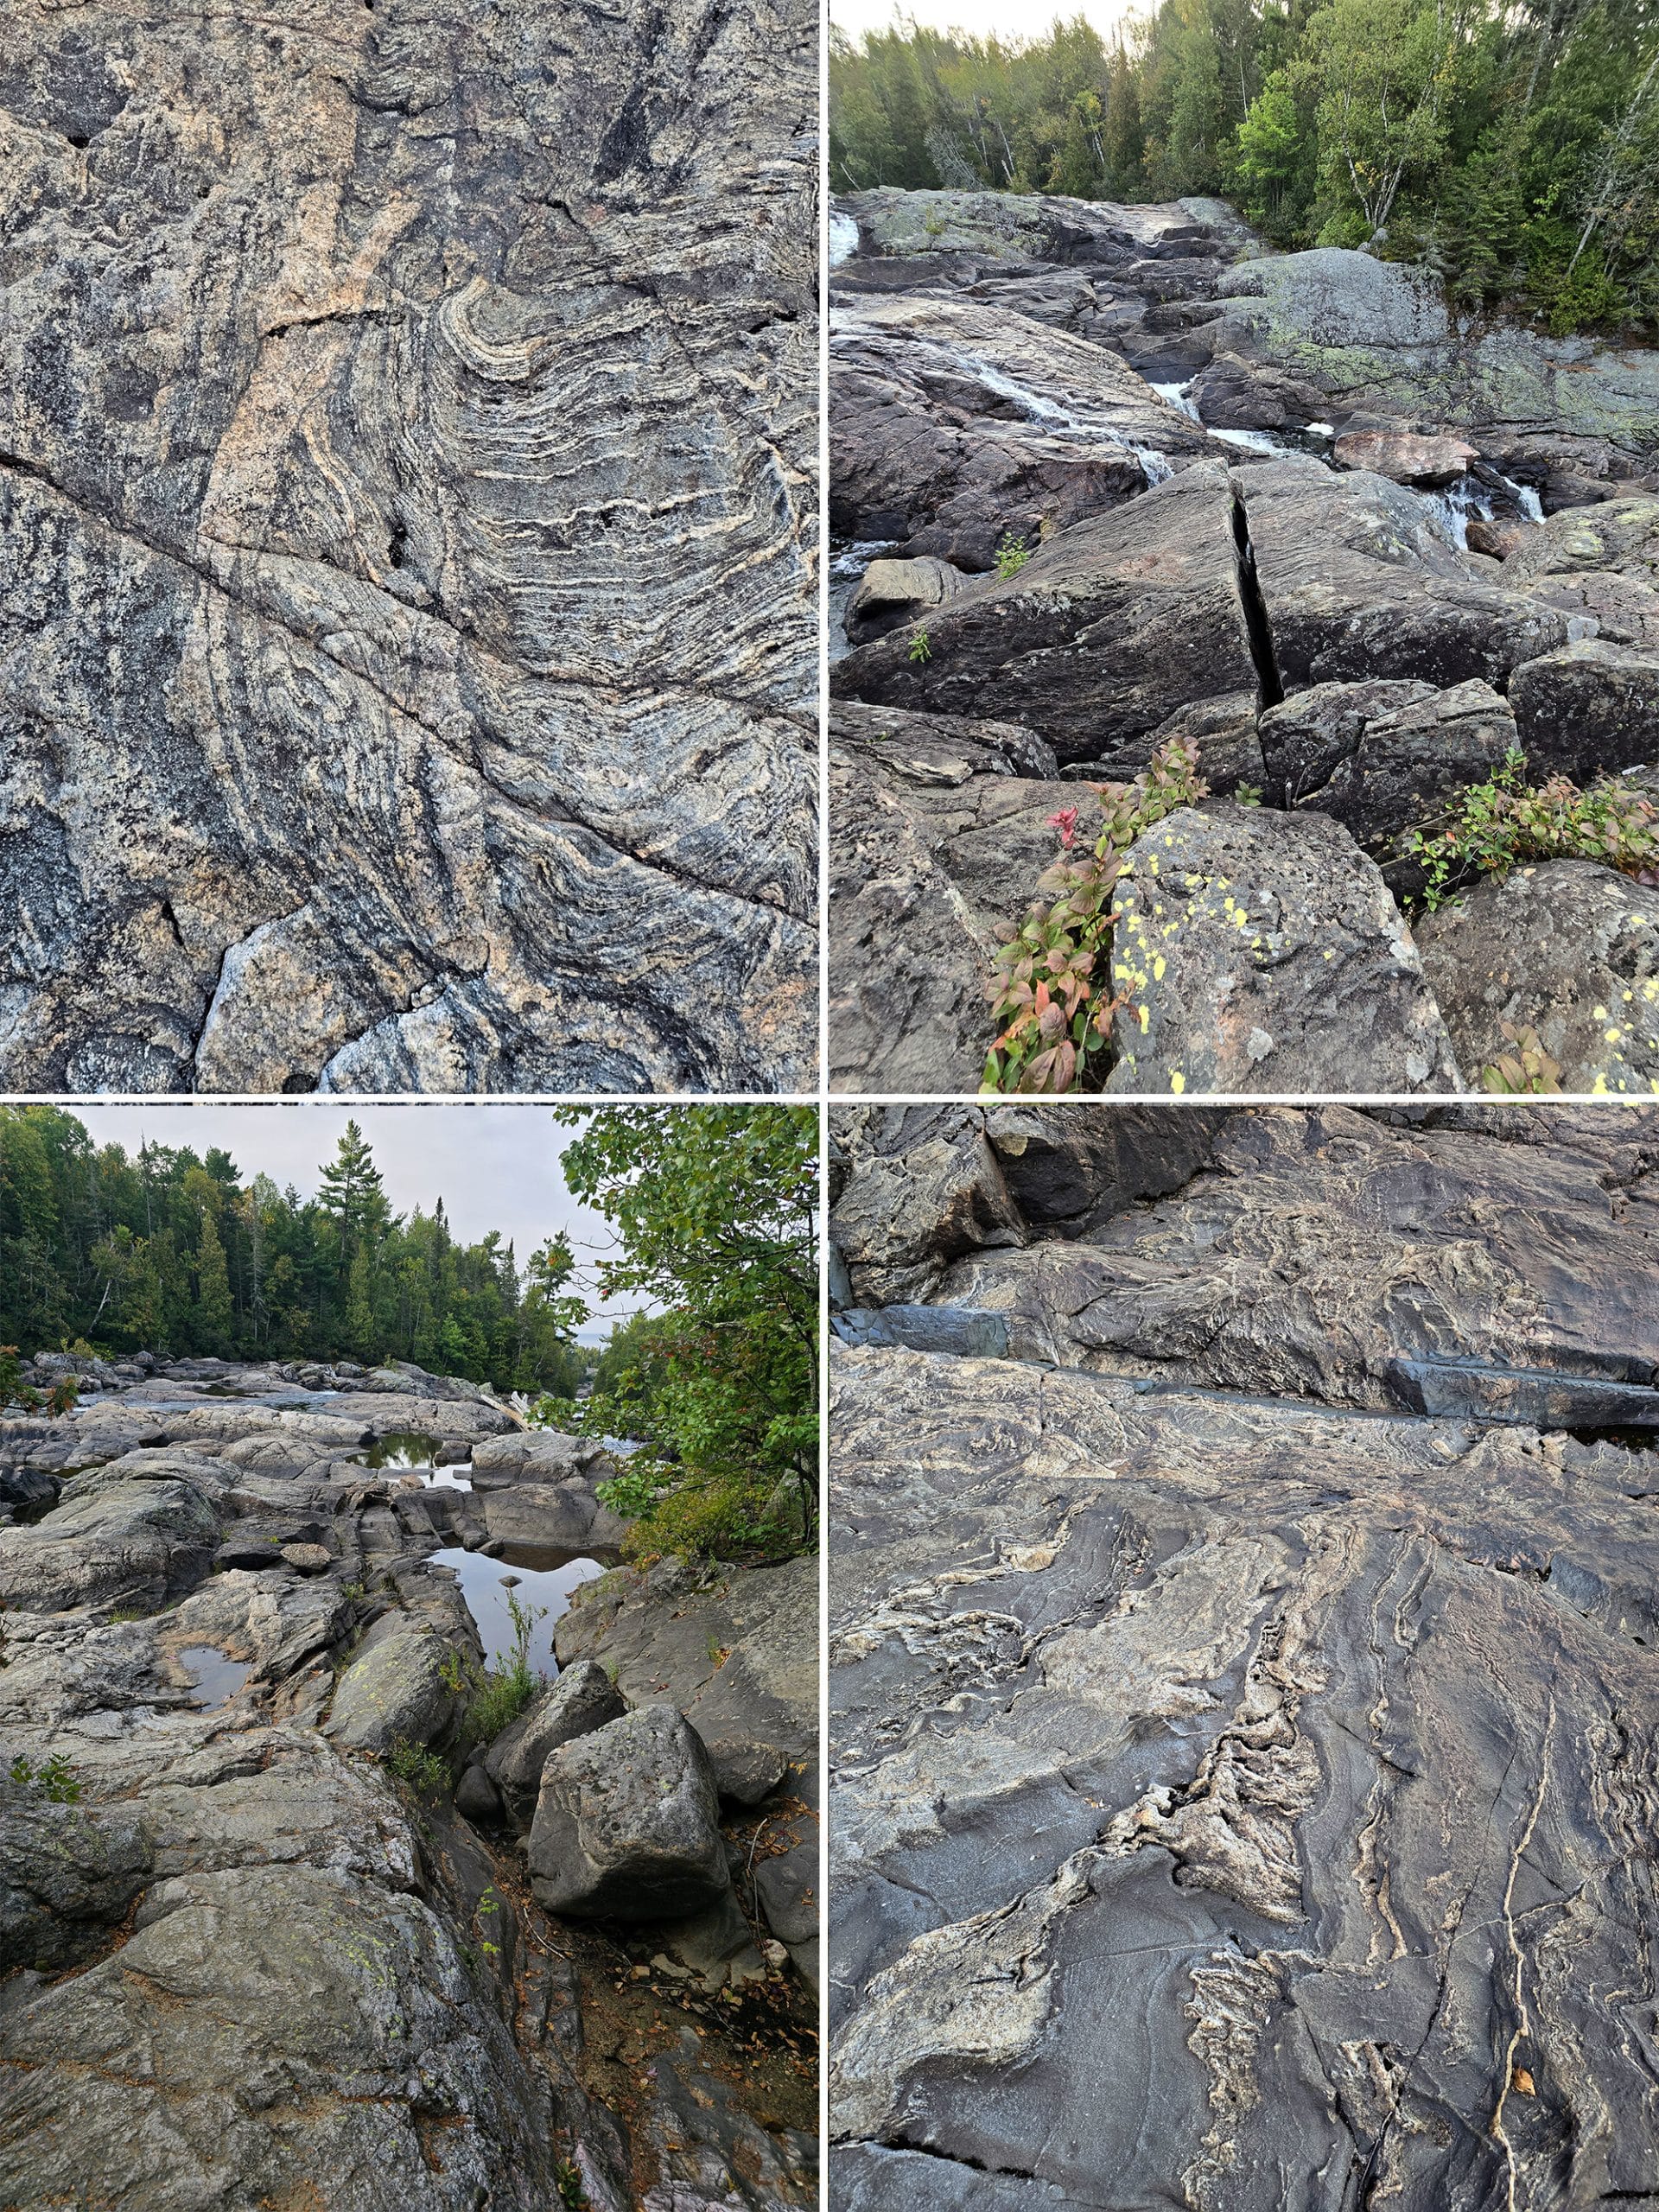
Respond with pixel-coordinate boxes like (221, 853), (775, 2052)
(981, 736), (1206, 1094)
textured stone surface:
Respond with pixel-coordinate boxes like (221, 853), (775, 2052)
(1509, 639), (1659, 781)
(1332, 428), (1479, 484)
(0, 0), (817, 1094)
(528, 1703), (730, 1920)
(830, 1103), (1659, 2205)
(1101, 804), (1461, 1094)
(486, 1660), (628, 1834)
(832, 467), (1262, 766)
(1418, 860), (1659, 1094)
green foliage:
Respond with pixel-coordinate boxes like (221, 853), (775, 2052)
(546, 1108), (818, 1566)
(907, 627), (933, 664)
(385, 1738), (449, 1796)
(0, 1112), (589, 1393)
(1405, 747), (1659, 910)
(1480, 1023), (1565, 1093)
(466, 1592), (547, 1743)
(982, 737), (1207, 1095)
(556, 2162), (589, 2212)
(994, 532), (1030, 578)
(830, 0), (1659, 336)
(9, 1752), (81, 1802)
(46, 1376), (77, 1416)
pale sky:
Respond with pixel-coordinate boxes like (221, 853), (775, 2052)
(832, 0), (1145, 44)
(73, 1103), (642, 1338)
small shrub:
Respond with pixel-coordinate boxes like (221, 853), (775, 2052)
(47, 1378), (78, 1416)
(465, 1591), (546, 1743)
(1480, 1023), (1564, 1094)
(385, 1738), (449, 1796)
(437, 1647), (468, 1694)
(906, 627), (932, 664)
(1234, 783), (1263, 807)
(994, 531), (1029, 579)
(982, 736), (1207, 1094)
(556, 2162), (589, 2212)
(1406, 747), (1659, 912)
(10, 1752), (81, 1803)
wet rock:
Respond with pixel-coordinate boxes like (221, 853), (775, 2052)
(833, 468), (1262, 766)
(1185, 352), (1328, 429)
(0, 0), (817, 1096)
(1101, 804), (1461, 1094)
(326, 1619), (464, 1759)
(846, 556), (973, 645)
(528, 1704), (730, 1921)
(1236, 461), (1570, 693)
(485, 1660), (629, 1834)
(1417, 861), (1659, 1094)
(1332, 429), (1478, 484)
(1509, 639), (1659, 780)
(829, 1334), (1659, 2203)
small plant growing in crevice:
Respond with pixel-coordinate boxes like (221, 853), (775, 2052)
(465, 1591), (547, 1743)
(994, 531), (1029, 579)
(1480, 1023), (1564, 1094)
(982, 735), (1207, 1094)
(385, 1738), (448, 1796)
(1406, 747), (1659, 912)
(9, 1752), (81, 1802)
(556, 2161), (589, 2212)
(906, 627), (932, 664)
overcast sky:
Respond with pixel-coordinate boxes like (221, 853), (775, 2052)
(832, 0), (1145, 44)
(73, 1103), (642, 1339)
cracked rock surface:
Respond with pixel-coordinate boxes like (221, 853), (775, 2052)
(829, 1102), (1659, 2209)
(0, 0), (817, 1093)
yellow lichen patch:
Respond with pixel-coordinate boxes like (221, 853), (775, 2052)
(1170, 1071), (1185, 1093)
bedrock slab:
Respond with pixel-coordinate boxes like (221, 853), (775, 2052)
(829, 1342), (1659, 2208)
(0, 0), (817, 1093)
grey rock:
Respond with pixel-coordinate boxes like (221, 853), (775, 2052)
(481, 1483), (613, 1554)
(754, 1842), (820, 1948)
(485, 1660), (628, 1834)
(1509, 639), (1659, 780)
(528, 1704), (730, 1920)
(830, 1105), (1026, 1306)
(846, 556), (974, 645)
(0, 1455), (224, 1612)
(1102, 804), (1461, 1094)
(831, 698), (1058, 783)
(469, 1430), (615, 1489)
(831, 1306), (1011, 1360)
(326, 1619), (462, 1758)
(454, 1762), (505, 1827)
(1417, 860), (1659, 1094)
(0, 1785), (154, 1974)
(0, 0), (817, 1095)
(833, 468), (1263, 766)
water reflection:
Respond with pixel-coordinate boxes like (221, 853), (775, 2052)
(425, 1546), (609, 1676)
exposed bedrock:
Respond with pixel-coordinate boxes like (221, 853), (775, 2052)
(0, 0), (818, 1094)
(828, 1103), (1659, 2206)
(0, 1358), (818, 2208)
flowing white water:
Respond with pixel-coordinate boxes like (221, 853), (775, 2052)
(830, 211), (860, 269)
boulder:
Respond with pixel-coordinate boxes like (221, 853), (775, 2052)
(1060, 690), (1268, 798)
(846, 557), (973, 645)
(1332, 429), (1478, 485)
(527, 1704), (730, 1921)
(1101, 804), (1461, 1094)
(1510, 640), (1659, 781)
(485, 1661), (629, 1834)
(0, 1456), (224, 1613)
(1184, 352), (1329, 429)
(830, 1106), (1026, 1306)
(467, 1432), (613, 1488)
(1235, 461), (1571, 694)
(1416, 861), (1659, 1095)
(480, 1484), (620, 1555)
(830, 698), (1058, 783)
(833, 467), (1264, 766)
(326, 1620), (463, 1760)
(1262, 677), (1518, 863)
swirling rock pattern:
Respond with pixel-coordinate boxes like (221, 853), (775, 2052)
(0, 0), (817, 1092)
(829, 1103), (1659, 2209)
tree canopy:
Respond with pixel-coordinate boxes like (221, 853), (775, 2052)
(830, 0), (1659, 334)
(0, 1106), (584, 1395)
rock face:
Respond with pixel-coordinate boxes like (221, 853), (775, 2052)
(1102, 805), (1461, 1094)
(829, 1103), (1659, 2206)
(486, 1660), (628, 1834)
(832, 467), (1263, 764)
(0, 1356), (819, 2207)
(1332, 428), (1478, 484)
(1417, 860), (1659, 1093)
(0, 0), (818, 1094)
(528, 1704), (730, 1920)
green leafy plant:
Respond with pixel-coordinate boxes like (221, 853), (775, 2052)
(466, 1591), (547, 1742)
(9, 1752), (81, 1803)
(556, 2162), (589, 2212)
(906, 627), (932, 664)
(994, 531), (1030, 579)
(437, 1647), (468, 1694)
(982, 736), (1207, 1094)
(385, 1738), (449, 1796)
(1406, 747), (1659, 912)
(1234, 783), (1263, 807)
(1480, 1023), (1564, 1093)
